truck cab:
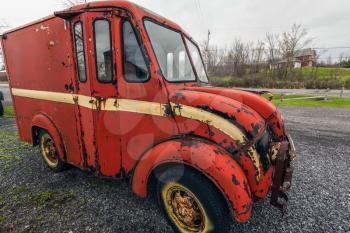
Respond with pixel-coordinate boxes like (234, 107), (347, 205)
(1, 1), (295, 232)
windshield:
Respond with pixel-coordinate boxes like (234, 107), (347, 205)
(185, 38), (209, 83)
(144, 20), (196, 82)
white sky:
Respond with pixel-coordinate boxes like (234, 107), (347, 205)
(1, 0), (350, 60)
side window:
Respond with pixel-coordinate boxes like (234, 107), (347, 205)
(122, 21), (149, 82)
(93, 19), (114, 83)
(74, 22), (87, 82)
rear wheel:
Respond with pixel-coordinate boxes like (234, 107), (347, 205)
(156, 166), (230, 233)
(39, 130), (67, 172)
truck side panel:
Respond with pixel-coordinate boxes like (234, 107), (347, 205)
(2, 17), (83, 167)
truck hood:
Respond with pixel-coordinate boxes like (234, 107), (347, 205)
(182, 86), (287, 142)
(169, 86), (269, 148)
(184, 86), (278, 119)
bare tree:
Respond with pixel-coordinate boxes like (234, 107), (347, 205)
(266, 24), (313, 78)
(228, 39), (250, 77)
(265, 33), (280, 65)
(279, 24), (312, 63)
(200, 41), (225, 76)
(338, 52), (345, 67)
(249, 40), (265, 74)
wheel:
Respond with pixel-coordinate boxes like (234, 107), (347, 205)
(39, 130), (67, 172)
(0, 101), (4, 117)
(156, 166), (230, 233)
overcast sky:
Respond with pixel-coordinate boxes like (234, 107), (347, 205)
(1, 0), (350, 60)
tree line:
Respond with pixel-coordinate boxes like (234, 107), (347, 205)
(201, 24), (350, 79)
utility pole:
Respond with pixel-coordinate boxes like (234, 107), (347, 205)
(207, 30), (211, 48)
(205, 29), (211, 70)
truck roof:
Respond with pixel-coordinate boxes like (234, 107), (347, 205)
(1, 0), (186, 38)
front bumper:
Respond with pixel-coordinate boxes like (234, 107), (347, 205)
(270, 135), (296, 211)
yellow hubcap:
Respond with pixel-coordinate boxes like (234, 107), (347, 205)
(162, 182), (212, 233)
(40, 134), (58, 168)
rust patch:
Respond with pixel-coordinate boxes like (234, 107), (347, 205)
(197, 105), (253, 141)
(232, 175), (240, 186)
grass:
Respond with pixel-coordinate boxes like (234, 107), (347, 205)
(30, 190), (76, 209)
(271, 95), (350, 107)
(210, 67), (350, 89)
(4, 106), (15, 117)
(13, 187), (30, 195)
(0, 76), (8, 82)
(300, 67), (350, 81)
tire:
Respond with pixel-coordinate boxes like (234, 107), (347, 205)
(0, 101), (4, 117)
(39, 130), (68, 172)
(156, 166), (230, 233)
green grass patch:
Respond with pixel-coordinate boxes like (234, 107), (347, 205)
(300, 67), (350, 80)
(30, 190), (76, 208)
(31, 191), (53, 206)
(13, 187), (30, 196)
(210, 67), (350, 89)
(79, 197), (88, 206)
(0, 76), (8, 82)
(0, 154), (15, 159)
(0, 196), (4, 206)
(4, 106), (15, 117)
(272, 96), (350, 108)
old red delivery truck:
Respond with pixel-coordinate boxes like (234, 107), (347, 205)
(1, 1), (296, 232)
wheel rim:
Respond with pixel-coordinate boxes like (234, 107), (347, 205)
(40, 134), (59, 168)
(162, 182), (209, 233)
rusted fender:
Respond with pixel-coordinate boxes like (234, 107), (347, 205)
(31, 113), (66, 161)
(132, 138), (253, 222)
(185, 86), (286, 141)
(170, 89), (267, 191)
(171, 89), (266, 147)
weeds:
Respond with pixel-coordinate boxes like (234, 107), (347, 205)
(30, 190), (76, 209)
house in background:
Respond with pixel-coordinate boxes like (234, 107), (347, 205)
(270, 48), (317, 69)
(294, 48), (317, 67)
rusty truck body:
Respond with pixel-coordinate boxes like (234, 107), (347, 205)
(1, 1), (295, 232)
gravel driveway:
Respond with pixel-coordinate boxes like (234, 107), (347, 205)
(0, 107), (349, 233)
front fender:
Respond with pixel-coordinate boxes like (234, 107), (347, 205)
(131, 138), (253, 222)
(31, 113), (66, 161)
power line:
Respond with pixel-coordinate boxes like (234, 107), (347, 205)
(313, 47), (350, 50)
(206, 47), (350, 52)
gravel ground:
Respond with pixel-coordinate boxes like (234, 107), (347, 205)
(0, 107), (349, 233)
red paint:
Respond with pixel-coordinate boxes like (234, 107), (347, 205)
(1, 0), (295, 223)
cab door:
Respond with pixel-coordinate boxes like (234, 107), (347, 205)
(71, 12), (122, 177)
(86, 11), (122, 177)
(71, 14), (96, 170)
(116, 19), (177, 173)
